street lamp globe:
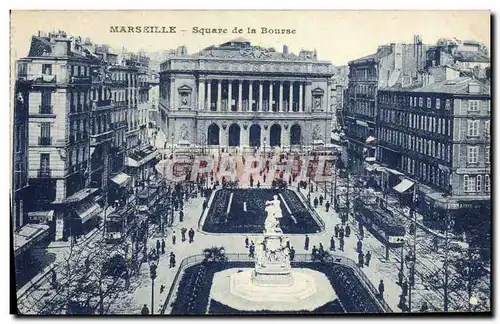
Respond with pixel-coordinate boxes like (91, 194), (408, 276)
(470, 296), (478, 306)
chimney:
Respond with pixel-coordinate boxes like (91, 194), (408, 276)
(283, 45), (288, 54)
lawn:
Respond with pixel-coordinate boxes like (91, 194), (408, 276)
(169, 261), (384, 315)
(202, 189), (322, 234)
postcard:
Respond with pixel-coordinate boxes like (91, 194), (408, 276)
(10, 10), (491, 315)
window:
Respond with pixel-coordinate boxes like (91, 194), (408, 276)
(40, 91), (52, 114)
(464, 175), (475, 192)
(42, 64), (52, 75)
(40, 153), (50, 171)
(419, 97), (423, 107)
(427, 98), (432, 108)
(486, 146), (490, 164)
(476, 175), (482, 192)
(445, 99), (451, 110)
(467, 146), (479, 164)
(410, 97), (413, 107)
(447, 145), (451, 162)
(436, 98), (441, 109)
(485, 121), (490, 137)
(467, 120), (479, 137)
(485, 175), (490, 192)
(468, 100), (479, 112)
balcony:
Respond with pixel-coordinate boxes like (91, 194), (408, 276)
(90, 130), (113, 146)
(70, 76), (92, 85)
(112, 80), (128, 87)
(18, 74), (56, 85)
(38, 137), (52, 146)
(92, 99), (114, 110)
(69, 132), (89, 144)
(37, 169), (52, 178)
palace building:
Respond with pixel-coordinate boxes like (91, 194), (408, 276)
(158, 38), (335, 152)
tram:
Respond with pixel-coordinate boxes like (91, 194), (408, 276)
(105, 214), (124, 243)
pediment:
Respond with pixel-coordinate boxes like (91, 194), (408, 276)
(312, 87), (325, 95)
(178, 85), (192, 93)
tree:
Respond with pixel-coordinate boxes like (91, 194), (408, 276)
(202, 246), (227, 266)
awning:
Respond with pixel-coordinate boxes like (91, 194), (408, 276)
(14, 224), (50, 257)
(125, 157), (139, 168)
(75, 202), (102, 223)
(365, 156), (376, 162)
(61, 188), (99, 204)
(356, 120), (369, 127)
(111, 172), (131, 187)
(365, 164), (376, 172)
(393, 179), (415, 193)
(365, 136), (377, 144)
(27, 210), (54, 223)
(312, 140), (324, 145)
(383, 167), (405, 176)
(178, 140), (191, 146)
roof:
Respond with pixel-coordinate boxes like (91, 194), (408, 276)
(28, 36), (52, 57)
(410, 77), (490, 95)
(349, 46), (392, 65)
(225, 37), (251, 44)
(454, 51), (490, 63)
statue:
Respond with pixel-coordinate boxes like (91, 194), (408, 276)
(264, 195), (283, 234)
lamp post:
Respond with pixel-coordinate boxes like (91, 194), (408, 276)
(148, 256), (159, 315)
(406, 255), (415, 312)
(171, 132), (175, 157)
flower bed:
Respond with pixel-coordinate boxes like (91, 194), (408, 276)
(202, 189), (321, 234)
(170, 261), (383, 314)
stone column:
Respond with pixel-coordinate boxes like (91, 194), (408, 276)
(238, 80), (243, 111)
(228, 80), (232, 111)
(269, 82), (273, 112)
(217, 80), (222, 112)
(289, 82), (294, 112)
(259, 81), (263, 112)
(299, 82), (304, 112)
(305, 82), (312, 112)
(249, 81), (253, 112)
(198, 80), (205, 110)
(206, 80), (212, 111)
(169, 78), (174, 109)
(279, 82), (284, 112)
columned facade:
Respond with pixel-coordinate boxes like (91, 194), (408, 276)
(159, 39), (334, 151)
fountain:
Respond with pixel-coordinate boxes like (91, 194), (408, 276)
(210, 195), (337, 312)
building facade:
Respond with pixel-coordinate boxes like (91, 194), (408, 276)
(159, 39), (334, 152)
(377, 77), (490, 233)
(16, 31), (103, 241)
(346, 36), (428, 170)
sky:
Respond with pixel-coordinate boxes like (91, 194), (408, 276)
(10, 10), (490, 66)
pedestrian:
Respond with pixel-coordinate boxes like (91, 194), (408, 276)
(202, 199), (208, 211)
(172, 231), (176, 245)
(141, 304), (150, 315)
(339, 227), (344, 240)
(359, 226), (365, 238)
(319, 195), (324, 206)
(325, 201), (330, 212)
(313, 197), (319, 208)
(420, 302), (429, 312)
(398, 268), (404, 286)
(156, 239), (161, 255)
(365, 251), (371, 267)
(339, 237), (345, 251)
(345, 224), (351, 238)
(358, 251), (365, 267)
(257, 181), (261, 188)
(330, 236), (336, 251)
(334, 224), (339, 238)
(245, 237), (249, 248)
(290, 247), (296, 261)
(263, 174), (267, 183)
(319, 243), (324, 253)
(378, 280), (385, 299)
(169, 252), (176, 268)
(304, 234), (310, 250)
(51, 270), (57, 289)
(181, 227), (187, 242)
(286, 240), (291, 250)
(398, 295), (408, 312)
(356, 239), (363, 253)
(188, 228), (195, 243)
(249, 242), (255, 258)
(161, 239), (166, 254)
(402, 279), (408, 297)
(179, 210), (184, 222)
(311, 245), (318, 260)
